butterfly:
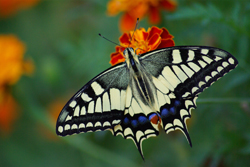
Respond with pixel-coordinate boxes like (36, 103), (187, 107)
(56, 45), (238, 159)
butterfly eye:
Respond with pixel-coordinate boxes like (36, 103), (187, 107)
(123, 48), (128, 57)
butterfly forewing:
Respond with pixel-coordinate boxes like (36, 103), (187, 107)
(56, 63), (130, 136)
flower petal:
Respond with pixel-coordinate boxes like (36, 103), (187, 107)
(133, 28), (147, 42)
(148, 33), (161, 50)
(128, 2), (148, 18)
(110, 52), (125, 66)
(115, 46), (120, 52)
(0, 0), (39, 17)
(161, 0), (177, 12)
(107, 0), (122, 16)
(0, 35), (30, 86)
(157, 38), (175, 49)
(149, 6), (160, 24)
(161, 27), (174, 39)
(0, 92), (18, 134)
(120, 13), (137, 32)
(148, 26), (163, 41)
(119, 33), (131, 45)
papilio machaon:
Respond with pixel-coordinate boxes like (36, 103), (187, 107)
(56, 45), (238, 159)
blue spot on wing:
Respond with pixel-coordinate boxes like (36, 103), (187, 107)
(170, 107), (175, 114)
(161, 108), (169, 117)
(149, 113), (157, 121)
(175, 100), (180, 106)
(131, 120), (138, 127)
(123, 117), (129, 124)
(160, 100), (180, 117)
(138, 116), (148, 124)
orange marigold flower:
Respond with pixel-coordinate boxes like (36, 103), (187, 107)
(107, 0), (177, 32)
(110, 26), (175, 66)
(0, 0), (39, 17)
(0, 91), (18, 134)
(0, 34), (34, 87)
(0, 34), (34, 134)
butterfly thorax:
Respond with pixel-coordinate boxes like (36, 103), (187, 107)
(124, 47), (140, 74)
(124, 48), (159, 117)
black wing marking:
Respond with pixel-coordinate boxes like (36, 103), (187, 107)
(56, 63), (130, 136)
(110, 85), (160, 159)
(140, 46), (238, 145)
(111, 113), (159, 160)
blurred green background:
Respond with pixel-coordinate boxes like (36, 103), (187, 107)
(0, 0), (250, 166)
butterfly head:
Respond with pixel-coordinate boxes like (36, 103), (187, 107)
(123, 47), (140, 69)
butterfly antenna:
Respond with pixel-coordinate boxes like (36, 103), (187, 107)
(98, 33), (125, 49)
(129, 18), (139, 48)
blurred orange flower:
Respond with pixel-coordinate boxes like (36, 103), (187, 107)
(107, 0), (177, 32)
(0, 35), (34, 87)
(110, 26), (175, 66)
(0, 0), (39, 17)
(0, 91), (18, 134)
(0, 34), (34, 134)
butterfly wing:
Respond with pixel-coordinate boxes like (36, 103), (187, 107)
(56, 45), (238, 159)
(139, 46), (238, 145)
(56, 63), (130, 136)
(110, 79), (160, 159)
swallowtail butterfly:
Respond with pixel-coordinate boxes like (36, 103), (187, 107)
(56, 45), (238, 159)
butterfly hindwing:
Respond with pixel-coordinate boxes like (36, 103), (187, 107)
(56, 63), (130, 136)
(110, 85), (160, 158)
